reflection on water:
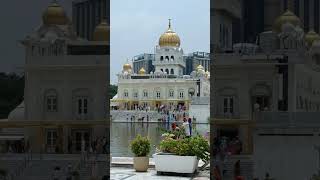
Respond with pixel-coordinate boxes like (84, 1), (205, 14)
(110, 122), (209, 157)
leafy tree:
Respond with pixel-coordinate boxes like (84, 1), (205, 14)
(0, 72), (24, 119)
(108, 84), (117, 99)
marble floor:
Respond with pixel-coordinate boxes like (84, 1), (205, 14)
(110, 167), (209, 180)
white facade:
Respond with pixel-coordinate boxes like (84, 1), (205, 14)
(5, 1), (109, 154)
(213, 9), (320, 180)
(112, 22), (210, 111)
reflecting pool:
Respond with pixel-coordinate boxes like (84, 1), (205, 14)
(110, 122), (209, 157)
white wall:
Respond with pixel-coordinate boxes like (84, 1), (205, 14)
(253, 133), (319, 180)
(189, 104), (210, 123)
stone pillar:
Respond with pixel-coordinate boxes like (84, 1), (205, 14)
(240, 125), (252, 154)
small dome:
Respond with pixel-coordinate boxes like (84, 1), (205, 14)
(139, 67), (146, 74)
(123, 63), (132, 71)
(196, 64), (204, 71)
(273, 10), (302, 33)
(42, 1), (68, 25)
(93, 20), (110, 42)
(159, 19), (181, 47)
(305, 30), (320, 47)
(8, 102), (25, 121)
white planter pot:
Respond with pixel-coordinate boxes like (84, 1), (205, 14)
(153, 153), (199, 174)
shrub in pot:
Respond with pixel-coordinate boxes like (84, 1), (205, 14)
(130, 134), (151, 172)
(155, 133), (209, 174)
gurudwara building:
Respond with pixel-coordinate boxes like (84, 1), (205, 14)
(0, 1), (109, 154)
(111, 21), (210, 111)
(213, 4), (320, 180)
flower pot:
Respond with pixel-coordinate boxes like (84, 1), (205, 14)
(153, 153), (198, 174)
(133, 156), (149, 172)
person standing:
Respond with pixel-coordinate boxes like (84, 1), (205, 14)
(188, 118), (192, 136)
(182, 118), (191, 137)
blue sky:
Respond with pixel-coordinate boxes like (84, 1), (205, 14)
(110, 0), (210, 84)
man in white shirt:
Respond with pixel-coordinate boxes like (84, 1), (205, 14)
(182, 118), (191, 137)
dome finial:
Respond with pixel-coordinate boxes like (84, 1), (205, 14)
(168, 18), (171, 29)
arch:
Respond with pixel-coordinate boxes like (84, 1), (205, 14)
(160, 69), (163, 72)
(170, 69), (174, 74)
(124, 89), (129, 97)
(71, 88), (91, 120)
(143, 90), (148, 97)
(165, 56), (169, 61)
(165, 69), (169, 74)
(169, 89), (174, 97)
(178, 89), (184, 99)
(160, 56), (164, 61)
(170, 56), (174, 61)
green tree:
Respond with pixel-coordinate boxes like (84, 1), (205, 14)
(108, 84), (117, 99)
(0, 72), (24, 119)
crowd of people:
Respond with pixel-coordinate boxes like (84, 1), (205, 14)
(3, 139), (29, 153)
(213, 135), (242, 159)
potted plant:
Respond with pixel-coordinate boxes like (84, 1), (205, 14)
(130, 134), (151, 172)
(153, 132), (209, 174)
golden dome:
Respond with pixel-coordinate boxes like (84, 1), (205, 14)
(139, 67), (146, 74)
(123, 63), (132, 71)
(93, 20), (110, 42)
(159, 19), (181, 47)
(42, 1), (68, 25)
(305, 30), (320, 47)
(196, 64), (204, 71)
(272, 10), (302, 33)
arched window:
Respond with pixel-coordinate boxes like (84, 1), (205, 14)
(170, 56), (174, 61)
(179, 91), (184, 99)
(169, 90), (174, 97)
(161, 69), (163, 72)
(45, 89), (58, 112)
(160, 56), (164, 61)
(143, 90), (148, 97)
(165, 56), (169, 61)
(165, 69), (169, 74)
(156, 91), (161, 99)
(133, 92), (138, 98)
(170, 69), (174, 75)
(124, 90), (129, 97)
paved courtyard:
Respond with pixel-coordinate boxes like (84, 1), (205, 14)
(111, 167), (209, 180)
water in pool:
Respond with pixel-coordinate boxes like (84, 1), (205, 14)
(110, 122), (209, 157)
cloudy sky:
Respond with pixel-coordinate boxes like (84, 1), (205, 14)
(111, 0), (210, 84)
(0, 0), (209, 84)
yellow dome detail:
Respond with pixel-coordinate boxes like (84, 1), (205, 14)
(123, 63), (132, 71)
(159, 19), (181, 47)
(305, 30), (320, 47)
(42, 1), (68, 25)
(93, 20), (110, 42)
(196, 64), (204, 71)
(139, 67), (146, 74)
(272, 10), (302, 33)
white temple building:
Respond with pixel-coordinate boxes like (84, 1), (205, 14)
(0, 1), (109, 154)
(212, 8), (320, 180)
(111, 21), (210, 117)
